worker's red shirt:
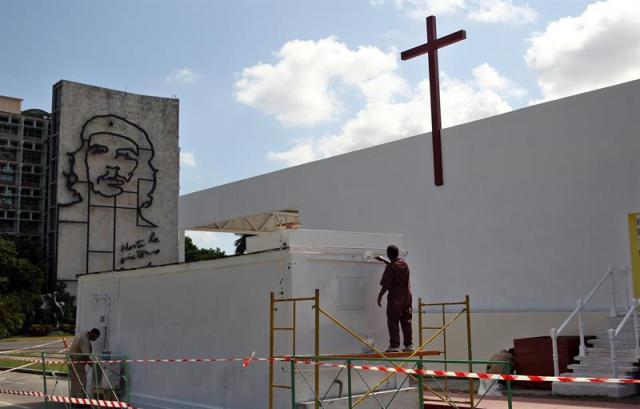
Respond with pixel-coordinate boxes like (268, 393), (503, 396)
(380, 257), (411, 300)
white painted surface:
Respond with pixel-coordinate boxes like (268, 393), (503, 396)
(180, 80), (640, 312)
(76, 230), (404, 409)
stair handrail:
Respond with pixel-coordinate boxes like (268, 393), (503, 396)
(607, 298), (640, 378)
(550, 266), (632, 376)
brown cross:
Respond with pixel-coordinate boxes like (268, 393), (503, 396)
(401, 15), (466, 186)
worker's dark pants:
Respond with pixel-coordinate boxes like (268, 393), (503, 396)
(387, 296), (413, 348)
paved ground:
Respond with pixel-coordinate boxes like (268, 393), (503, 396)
(0, 337), (67, 355)
(3, 375), (639, 409)
(464, 394), (639, 409)
(0, 371), (67, 409)
(0, 337), (69, 408)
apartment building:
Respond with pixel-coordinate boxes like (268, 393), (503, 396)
(0, 95), (49, 246)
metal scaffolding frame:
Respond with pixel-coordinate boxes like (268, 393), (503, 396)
(269, 289), (472, 409)
(418, 295), (474, 408)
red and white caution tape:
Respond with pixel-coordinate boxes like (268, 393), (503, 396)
(294, 360), (640, 385)
(0, 388), (137, 408)
(40, 356), (263, 365)
(12, 352), (640, 385)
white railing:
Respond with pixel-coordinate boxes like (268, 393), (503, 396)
(550, 266), (633, 376)
(607, 298), (640, 378)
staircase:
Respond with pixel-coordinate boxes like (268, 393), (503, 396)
(551, 267), (640, 398)
(554, 316), (639, 397)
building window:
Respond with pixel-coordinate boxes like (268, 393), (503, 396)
(0, 195), (13, 208)
(24, 127), (44, 138)
(21, 197), (41, 211)
(0, 147), (17, 161)
(19, 221), (40, 235)
(21, 173), (40, 187)
(0, 220), (15, 233)
(0, 123), (19, 136)
(0, 173), (15, 183)
(23, 151), (42, 164)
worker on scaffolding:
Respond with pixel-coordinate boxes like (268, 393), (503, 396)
(68, 328), (101, 402)
(376, 245), (413, 353)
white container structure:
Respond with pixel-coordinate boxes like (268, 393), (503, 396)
(76, 229), (407, 409)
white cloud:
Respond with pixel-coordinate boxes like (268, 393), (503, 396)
(467, 0), (536, 24)
(378, 0), (536, 24)
(267, 140), (315, 166)
(180, 151), (197, 167)
(472, 63), (527, 98)
(394, 0), (467, 19)
(237, 38), (524, 167)
(165, 67), (200, 84)
(525, 0), (640, 102)
(235, 37), (408, 127)
(267, 63), (522, 166)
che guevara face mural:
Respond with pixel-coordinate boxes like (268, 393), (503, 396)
(86, 133), (140, 197)
(62, 114), (158, 227)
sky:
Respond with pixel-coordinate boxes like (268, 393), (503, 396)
(2, 0), (639, 251)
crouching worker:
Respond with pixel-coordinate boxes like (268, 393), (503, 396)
(478, 348), (516, 396)
(69, 328), (101, 402)
(376, 245), (413, 353)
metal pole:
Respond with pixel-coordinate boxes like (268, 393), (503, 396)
(550, 328), (560, 376)
(624, 268), (632, 310)
(347, 360), (353, 409)
(465, 295), (474, 408)
(293, 301), (297, 356)
(314, 288), (320, 409)
(41, 352), (48, 408)
(417, 361), (424, 409)
(608, 328), (617, 378)
(124, 355), (131, 403)
(442, 304), (448, 397)
(290, 359), (296, 409)
(506, 362), (513, 409)
(269, 292), (275, 409)
(418, 298), (423, 350)
(577, 299), (586, 357)
(610, 272), (618, 317)
(634, 299), (640, 360)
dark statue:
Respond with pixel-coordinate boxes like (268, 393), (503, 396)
(40, 292), (65, 329)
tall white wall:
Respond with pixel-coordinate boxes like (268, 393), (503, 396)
(180, 80), (640, 311)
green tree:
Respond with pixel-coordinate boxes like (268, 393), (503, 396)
(0, 237), (43, 294)
(0, 237), (45, 338)
(184, 236), (226, 262)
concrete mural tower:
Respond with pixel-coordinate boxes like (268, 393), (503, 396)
(48, 81), (179, 291)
